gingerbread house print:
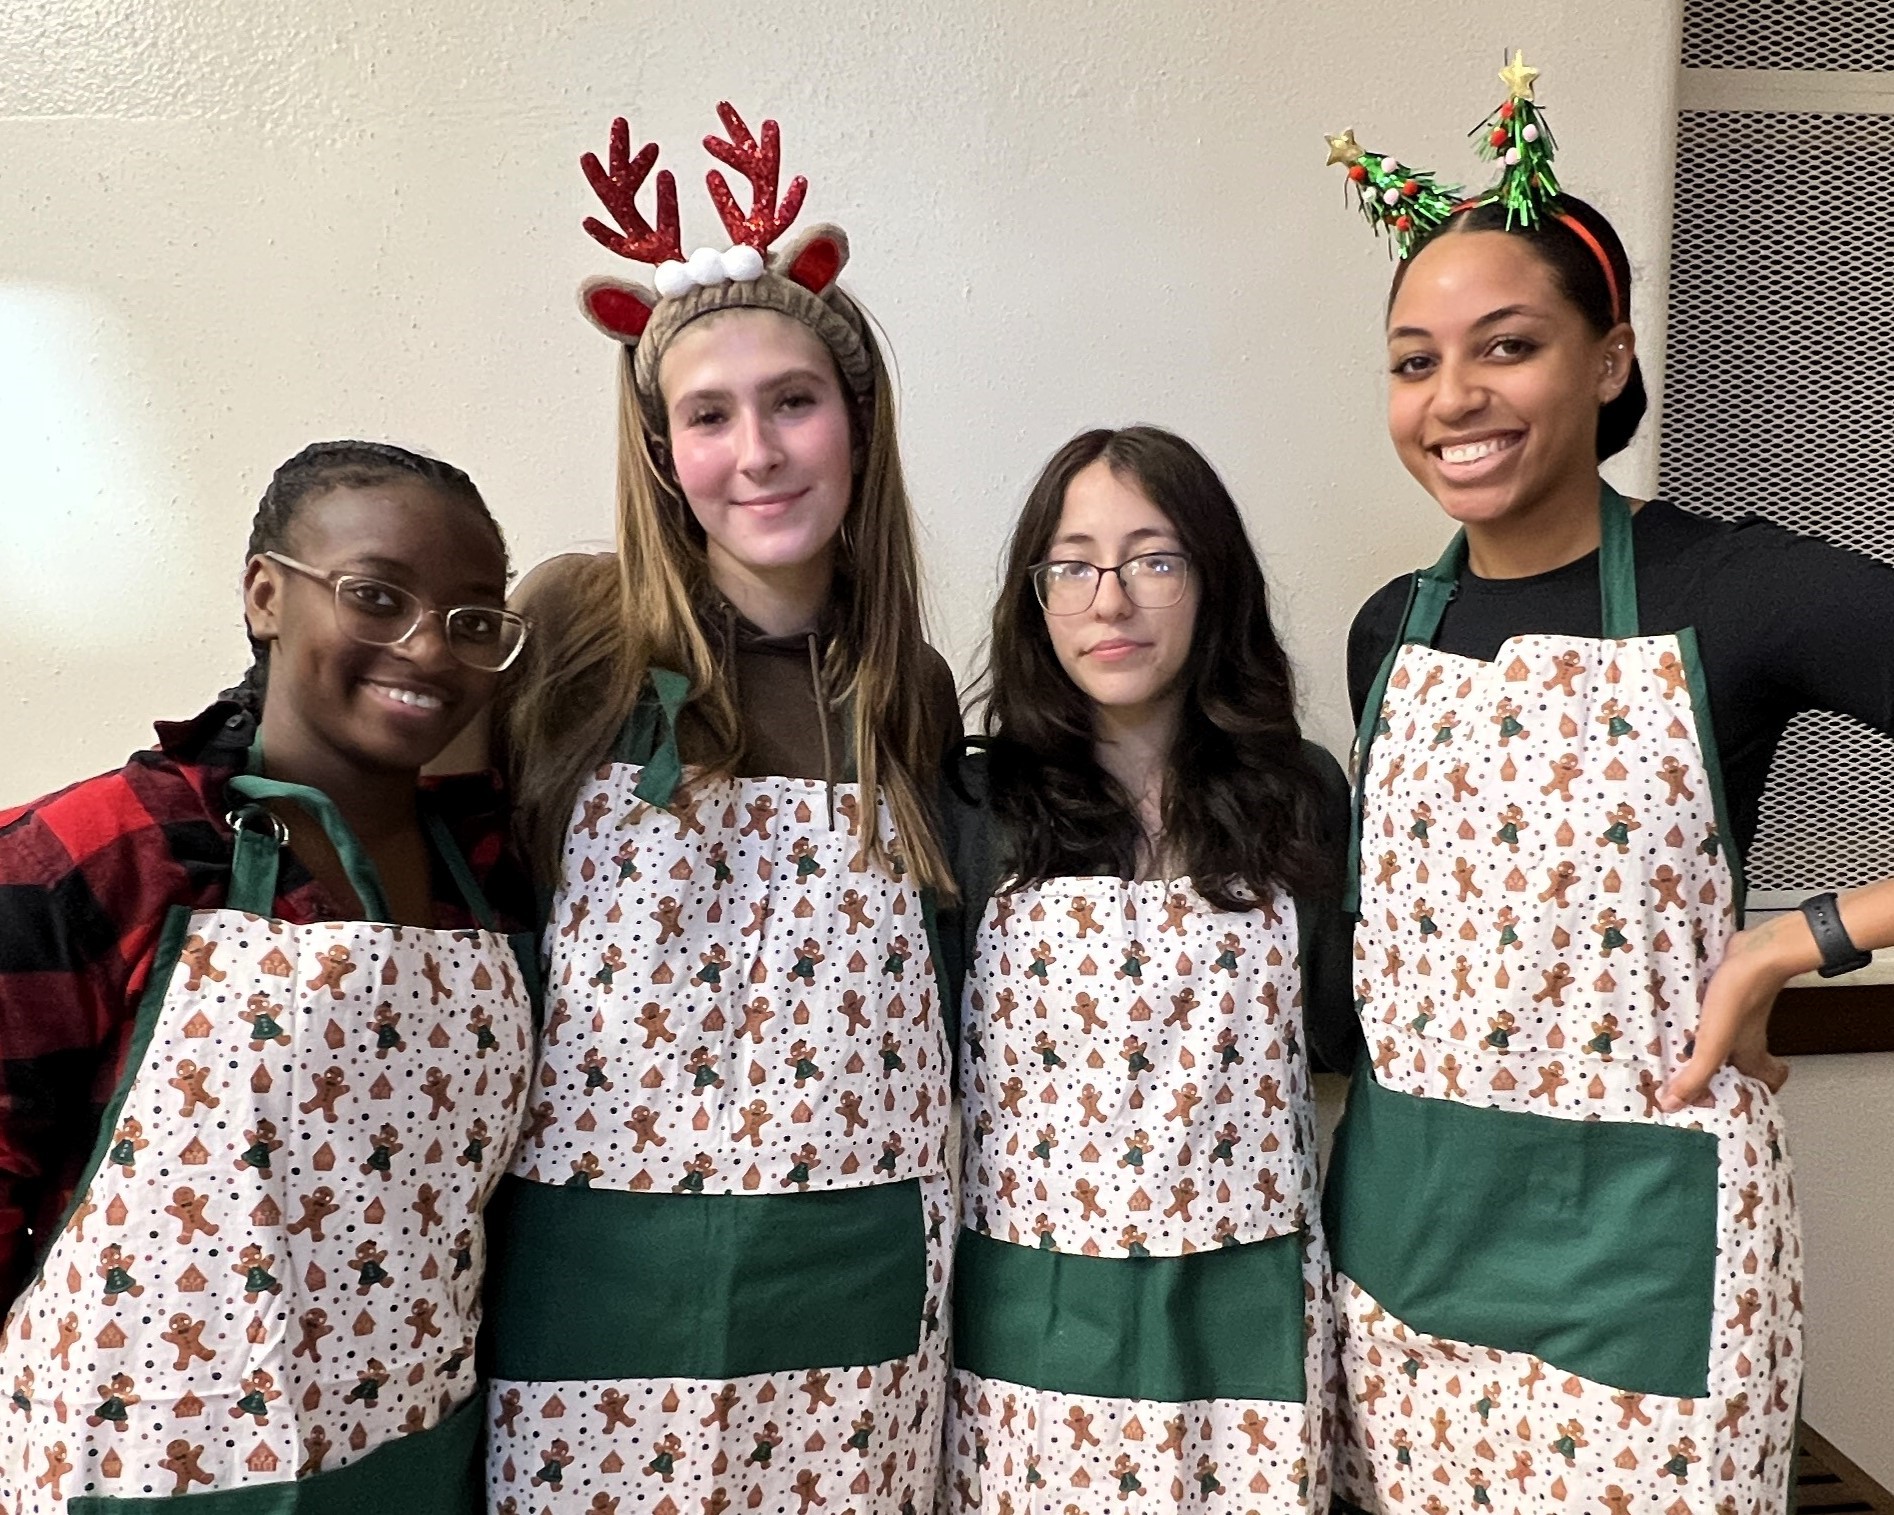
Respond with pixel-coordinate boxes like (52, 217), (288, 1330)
(175, 1392), (206, 1417)
(177, 1263), (208, 1292)
(95, 1322), (127, 1349)
(259, 948), (292, 978)
(246, 1444), (280, 1474)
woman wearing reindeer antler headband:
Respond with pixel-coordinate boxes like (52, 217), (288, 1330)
(480, 106), (958, 1513)
(1322, 55), (1894, 1514)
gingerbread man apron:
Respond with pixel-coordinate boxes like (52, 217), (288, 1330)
(483, 673), (952, 1514)
(944, 874), (1332, 1514)
(0, 771), (536, 1514)
(1328, 488), (1800, 1513)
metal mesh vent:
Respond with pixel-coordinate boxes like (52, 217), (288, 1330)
(1682, 0), (1894, 71)
(1662, 108), (1894, 892)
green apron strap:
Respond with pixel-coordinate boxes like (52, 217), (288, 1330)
(1597, 480), (1640, 639)
(226, 773), (394, 924)
(1344, 537), (1462, 915)
(224, 807), (290, 916)
(422, 809), (499, 933)
(628, 667), (692, 808)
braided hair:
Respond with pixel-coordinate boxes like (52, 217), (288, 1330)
(224, 441), (507, 715)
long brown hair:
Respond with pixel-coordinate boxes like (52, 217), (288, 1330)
(971, 426), (1331, 909)
(503, 302), (952, 894)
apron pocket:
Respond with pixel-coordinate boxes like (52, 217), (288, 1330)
(1325, 1065), (1719, 1397)
(66, 1389), (481, 1514)
(483, 1174), (928, 1381)
(953, 1227), (1307, 1403)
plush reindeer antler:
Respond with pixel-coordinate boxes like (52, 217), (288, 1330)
(581, 118), (684, 265)
(703, 102), (809, 253)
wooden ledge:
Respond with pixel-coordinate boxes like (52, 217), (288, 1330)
(1771, 984), (1894, 1057)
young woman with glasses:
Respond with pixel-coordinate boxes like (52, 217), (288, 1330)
(0, 441), (538, 1513)
(938, 426), (1356, 1514)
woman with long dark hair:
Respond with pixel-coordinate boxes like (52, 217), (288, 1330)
(940, 425), (1353, 1513)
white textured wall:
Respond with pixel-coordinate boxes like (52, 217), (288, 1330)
(10, 0), (1885, 1482)
(0, 0), (1683, 791)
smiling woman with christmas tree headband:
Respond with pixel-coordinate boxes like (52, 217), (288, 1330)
(1322, 52), (1894, 1515)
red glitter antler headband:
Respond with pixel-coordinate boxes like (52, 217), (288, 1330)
(576, 103), (852, 347)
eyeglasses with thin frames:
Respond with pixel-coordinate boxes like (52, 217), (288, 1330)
(1029, 551), (1192, 615)
(261, 552), (530, 671)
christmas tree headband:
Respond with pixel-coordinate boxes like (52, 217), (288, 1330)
(1324, 53), (1622, 322)
(577, 104), (874, 435)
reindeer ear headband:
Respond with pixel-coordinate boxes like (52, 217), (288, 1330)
(578, 104), (874, 434)
(1324, 53), (1622, 322)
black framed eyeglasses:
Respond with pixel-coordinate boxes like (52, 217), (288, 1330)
(1029, 552), (1192, 615)
(262, 552), (530, 671)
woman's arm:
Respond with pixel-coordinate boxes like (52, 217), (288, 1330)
(1663, 526), (1894, 1109)
(0, 770), (195, 1299)
(1664, 879), (1894, 1110)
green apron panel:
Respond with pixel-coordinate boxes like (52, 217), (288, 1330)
(67, 1388), (481, 1514)
(1324, 1065), (1720, 1398)
(953, 1227), (1308, 1404)
(484, 1174), (928, 1381)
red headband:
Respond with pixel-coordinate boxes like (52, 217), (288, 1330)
(1551, 211), (1624, 324)
(1445, 199), (1624, 325)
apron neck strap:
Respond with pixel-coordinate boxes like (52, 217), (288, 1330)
(226, 773), (395, 923)
(1597, 480), (1639, 639)
(1400, 479), (1639, 645)
(1397, 532), (1467, 647)
(422, 810), (500, 932)
(226, 741), (501, 931)
(623, 667), (692, 809)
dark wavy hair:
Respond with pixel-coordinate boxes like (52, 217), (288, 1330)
(969, 426), (1332, 909)
(222, 441), (507, 714)
(1391, 193), (1645, 461)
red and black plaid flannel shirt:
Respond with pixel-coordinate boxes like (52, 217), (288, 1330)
(0, 701), (527, 1302)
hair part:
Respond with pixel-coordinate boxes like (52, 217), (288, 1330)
(971, 425), (1333, 909)
(503, 299), (954, 896)
(1391, 193), (1647, 461)
(224, 441), (507, 715)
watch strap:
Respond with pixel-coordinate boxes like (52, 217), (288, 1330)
(1799, 891), (1873, 980)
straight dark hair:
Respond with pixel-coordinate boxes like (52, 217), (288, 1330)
(970, 426), (1332, 910)
(1391, 193), (1646, 461)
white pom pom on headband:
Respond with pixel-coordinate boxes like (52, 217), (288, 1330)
(574, 104), (875, 432)
(653, 244), (767, 300)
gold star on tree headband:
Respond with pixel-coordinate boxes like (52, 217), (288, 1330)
(1497, 49), (1539, 100)
(1325, 50), (1566, 257)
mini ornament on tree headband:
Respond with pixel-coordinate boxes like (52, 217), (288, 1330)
(1471, 50), (1561, 227)
(1323, 129), (1461, 260)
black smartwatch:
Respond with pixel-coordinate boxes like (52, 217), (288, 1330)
(1798, 892), (1873, 979)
